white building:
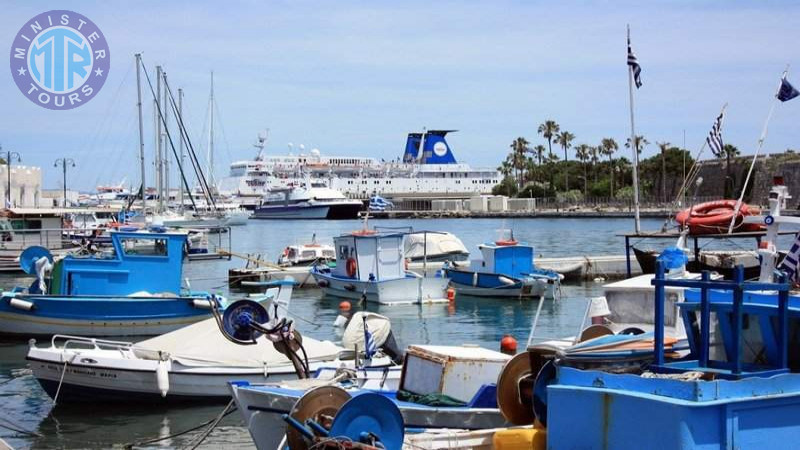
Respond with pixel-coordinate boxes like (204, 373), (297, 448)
(0, 165), (42, 207)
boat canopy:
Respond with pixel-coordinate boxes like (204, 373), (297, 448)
(404, 232), (468, 260)
(135, 314), (341, 368)
(478, 243), (533, 277)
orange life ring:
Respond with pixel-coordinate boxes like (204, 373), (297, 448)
(495, 239), (518, 246)
(346, 258), (358, 277)
(676, 200), (762, 235)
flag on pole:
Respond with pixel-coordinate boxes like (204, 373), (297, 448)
(779, 233), (800, 282)
(627, 35), (643, 89)
(363, 315), (377, 359)
(778, 74), (800, 102)
(706, 111), (725, 157)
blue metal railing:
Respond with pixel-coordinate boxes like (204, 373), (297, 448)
(651, 261), (791, 377)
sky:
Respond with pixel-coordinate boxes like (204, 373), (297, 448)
(1, 1), (800, 191)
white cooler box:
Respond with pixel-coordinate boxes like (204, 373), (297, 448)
(399, 345), (511, 403)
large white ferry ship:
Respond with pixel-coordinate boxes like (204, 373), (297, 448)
(218, 130), (500, 207)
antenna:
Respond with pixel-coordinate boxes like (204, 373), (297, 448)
(254, 129), (269, 161)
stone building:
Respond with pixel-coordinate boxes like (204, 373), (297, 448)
(0, 165), (42, 207)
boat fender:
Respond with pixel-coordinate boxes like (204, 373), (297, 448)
(9, 298), (34, 311)
(156, 360), (170, 397)
(333, 314), (348, 328)
(472, 272), (478, 287)
(346, 258), (358, 278)
(498, 276), (516, 285)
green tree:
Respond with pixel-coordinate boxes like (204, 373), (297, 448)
(574, 144), (591, 198)
(599, 138), (618, 197)
(537, 120), (560, 158)
(509, 137), (530, 188)
(531, 144), (546, 166)
(554, 130), (575, 191)
(625, 135), (649, 155)
(656, 141), (670, 202)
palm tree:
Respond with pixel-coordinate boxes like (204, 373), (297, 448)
(531, 144), (546, 166)
(590, 145), (599, 183)
(498, 159), (513, 178)
(554, 130), (575, 191)
(720, 144), (740, 197)
(575, 144), (591, 199)
(625, 135), (649, 155)
(656, 141), (671, 203)
(537, 120), (560, 158)
(600, 138), (618, 197)
(509, 137), (530, 188)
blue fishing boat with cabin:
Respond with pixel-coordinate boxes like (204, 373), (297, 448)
(0, 228), (225, 337)
(443, 230), (562, 299)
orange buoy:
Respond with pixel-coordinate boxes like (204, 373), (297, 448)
(339, 301), (351, 311)
(346, 258), (358, 278)
(446, 287), (456, 302)
(495, 239), (518, 246)
(675, 200), (763, 235)
(500, 334), (518, 354)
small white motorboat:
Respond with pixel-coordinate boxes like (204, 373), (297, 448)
(26, 283), (395, 403)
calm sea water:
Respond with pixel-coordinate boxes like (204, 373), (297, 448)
(0, 217), (785, 449)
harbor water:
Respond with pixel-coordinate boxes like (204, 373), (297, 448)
(0, 217), (785, 449)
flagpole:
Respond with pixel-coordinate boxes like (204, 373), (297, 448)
(675, 103), (727, 204)
(727, 67), (788, 234)
(627, 24), (642, 234)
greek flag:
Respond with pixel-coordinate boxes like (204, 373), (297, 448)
(779, 233), (800, 282)
(777, 74), (800, 102)
(706, 111), (725, 157)
(363, 315), (377, 359)
(628, 36), (642, 89)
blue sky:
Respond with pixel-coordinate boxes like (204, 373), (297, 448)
(2, 1), (799, 190)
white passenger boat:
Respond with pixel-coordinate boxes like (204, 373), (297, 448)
(251, 181), (363, 220)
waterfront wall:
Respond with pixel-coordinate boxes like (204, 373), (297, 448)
(694, 153), (800, 207)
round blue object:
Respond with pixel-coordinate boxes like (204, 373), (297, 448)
(765, 215), (774, 225)
(329, 393), (404, 450)
(19, 246), (53, 275)
(221, 300), (269, 342)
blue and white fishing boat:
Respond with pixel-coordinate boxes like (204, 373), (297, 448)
(443, 230), (562, 299)
(311, 229), (449, 305)
(229, 344), (510, 450)
(0, 229), (225, 337)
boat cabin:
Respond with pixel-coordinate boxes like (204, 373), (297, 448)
(472, 242), (533, 277)
(331, 232), (405, 282)
(278, 242), (335, 266)
(48, 230), (187, 296)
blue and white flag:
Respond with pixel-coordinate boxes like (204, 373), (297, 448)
(779, 232), (800, 282)
(706, 111), (725, 157)
(363, 315), (377, 359)
(628, 35), (643, 89)
(778, 75), (800, 102)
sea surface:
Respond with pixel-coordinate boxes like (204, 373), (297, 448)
(0, 217), (786, 449)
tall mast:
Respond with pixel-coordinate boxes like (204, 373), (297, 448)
(135, 53), (146, 212)
(207, 71), (215, 190)
(155, 65), (163, 213)
(178, 87), (184, 208)
(163, 71), (170, 208)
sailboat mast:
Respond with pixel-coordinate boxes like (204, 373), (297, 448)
(178, 88), (184, 209)
(135, 53), (146, 212)
(163, 72), (170, 208)
(208, 71), (215, 190)
(155, 65), (163, 213)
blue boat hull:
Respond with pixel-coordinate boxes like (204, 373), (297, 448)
(444, 268), (552, 298)
(548, 367), (800, 450)
(0, 294), (214, 337)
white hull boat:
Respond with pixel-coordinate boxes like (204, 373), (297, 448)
(229, 368), (506, 450)
(27, 285), (394, 403)
(314, 267), (449, 305)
